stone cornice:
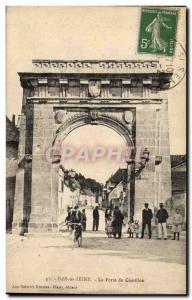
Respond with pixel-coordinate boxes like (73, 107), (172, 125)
(18, 60), (173, 90)
(31, 59), (166, 74)
(19, 74), (172, 90)
(26, 97), (163, 105)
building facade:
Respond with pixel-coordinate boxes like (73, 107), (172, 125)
(12, 60), (172, 233)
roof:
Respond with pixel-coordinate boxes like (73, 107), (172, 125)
(6, 116), (19, 143)
(81, 189), (95, 197)
(170, 155), (186, 169)
(172, 162), (186, 172)
(106, 168), (127, 185)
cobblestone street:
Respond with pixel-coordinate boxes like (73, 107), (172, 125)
(6, 222), (186, 294)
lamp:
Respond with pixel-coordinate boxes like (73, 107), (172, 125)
(141, 147), (150, 161)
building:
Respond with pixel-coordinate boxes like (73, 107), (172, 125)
(80, 190), (96, 207)
(6, 116), (19, 231)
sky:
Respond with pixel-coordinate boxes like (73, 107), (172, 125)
(6, 7), (186, 182)
(62, 125), (127, 184)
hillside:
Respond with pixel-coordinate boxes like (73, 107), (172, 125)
(64, 169), (103, 195)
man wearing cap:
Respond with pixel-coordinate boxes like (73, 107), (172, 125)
(156, 203), (169, 240)
(71, 206), (82, 224)
(140, 203), (153, 239)
(93, 206), (100, 231)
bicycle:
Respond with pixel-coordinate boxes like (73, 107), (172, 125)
(69, 222), (83, 247)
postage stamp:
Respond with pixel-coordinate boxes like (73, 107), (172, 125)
(138, 7), (178, 56)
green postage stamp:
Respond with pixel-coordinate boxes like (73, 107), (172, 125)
(138, 7), (178, 56)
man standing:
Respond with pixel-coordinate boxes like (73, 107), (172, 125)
(113, 206), (124, 239)
(93, 206), (99, 231)
(140, 203), (153, 239)
(81, 209), (87, 231)
(156, 203), (169, 240)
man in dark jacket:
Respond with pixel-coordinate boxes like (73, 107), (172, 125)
(140, 203), (153, 239)
(93, 206), (99, 231)
(71, 206), (82, 224)
(113, 206), (124, 239)
(156, 203), (169, 240)
(81, 209), (87, 231)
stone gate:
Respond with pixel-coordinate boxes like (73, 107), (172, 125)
(12, 60), (172, 233)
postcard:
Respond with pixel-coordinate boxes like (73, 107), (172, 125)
(6, 6), (187, 295)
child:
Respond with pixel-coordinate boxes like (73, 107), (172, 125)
(106, 216), (113, 238)
(133, 220), (140, 238)
(127, 221), (134, 238)
(172, 209), (183, 240)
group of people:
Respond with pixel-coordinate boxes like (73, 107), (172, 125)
(65, 205), (101, 232)
(65, 206), (87, 231)
(65, 202), (183, 241)
(105, 206), (124, 239)
(139, 202), (183, 240)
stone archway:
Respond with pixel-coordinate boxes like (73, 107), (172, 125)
(12, 59), (172, 234)
(52, 115), (134, 229)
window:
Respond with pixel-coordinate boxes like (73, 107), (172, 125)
(110, 80), (122, 97)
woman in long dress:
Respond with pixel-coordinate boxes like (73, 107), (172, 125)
(145, 12), (172, 53)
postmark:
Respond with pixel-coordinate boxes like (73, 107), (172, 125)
(138, 7), (178, 56)
(157, 40), (186, 89)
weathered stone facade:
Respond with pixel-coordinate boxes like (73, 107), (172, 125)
(12, 60), (172, 233)
(6, 116), (19, 231)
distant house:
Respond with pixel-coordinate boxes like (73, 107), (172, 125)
(80, 189), (96, 207)
(62, 184), (80, 208)
(6, 116), (19, 231)
(104, 168), (127, 214)
(105, 168), (127, 192)
(108, 181), (127, 214)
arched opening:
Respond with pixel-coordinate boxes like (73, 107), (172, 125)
(56, 124), (130, 231)
(52, 113), (133, 157)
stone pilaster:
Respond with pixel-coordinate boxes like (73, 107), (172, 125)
(154, 98), (171, 210)
(28, 105), (59, 232)
(134, 106), (157, 221)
